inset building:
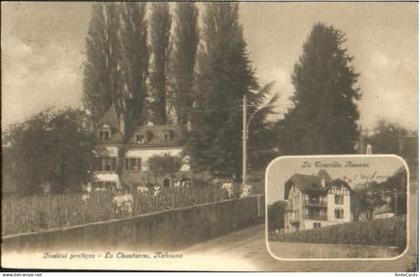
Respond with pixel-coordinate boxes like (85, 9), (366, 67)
(283, 170), (352, 232)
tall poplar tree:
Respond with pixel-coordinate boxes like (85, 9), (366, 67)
(169, 2), (199, 124)
(83, 3), (122, 123)
(149, 3), (172, 124)
(186, 3), (277, 179)
(119, 2), (149, 132)
(276, 23), (361, 154)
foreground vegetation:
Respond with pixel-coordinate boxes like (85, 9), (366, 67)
(2, 184), (261, 236)
(269, 216), (406, 250)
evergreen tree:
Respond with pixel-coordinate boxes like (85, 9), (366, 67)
(276, 23), (361, 154)
(83, 3), (122, 123)
(186, 3), (277, 179)
(149, 3), (172, 124)
(119, 2), (149, 133)
(169, 2), (199, 124)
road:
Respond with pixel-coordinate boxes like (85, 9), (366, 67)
(183, 188), (418, 271)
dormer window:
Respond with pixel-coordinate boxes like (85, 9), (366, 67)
(98, 125), (111, 141)
(161, 130), (173, 141)
(136, 134), (146, 144)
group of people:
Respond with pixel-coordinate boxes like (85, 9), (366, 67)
(81, 176), (254, 217)
(172, 177), (191, 188)
(221, 179), (253, 200)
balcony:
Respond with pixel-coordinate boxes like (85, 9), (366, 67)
(303, 199), (327, 207)
(303, 214), (327, 221)
(288, 216), (299, 223)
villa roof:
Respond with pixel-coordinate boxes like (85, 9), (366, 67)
(284, 171), (351, 199)
(289, 174), (324, 193)
(95, 105), (186, 148)
(97, 104), (120, 130)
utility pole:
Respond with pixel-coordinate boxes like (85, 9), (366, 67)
(242, 93), (247, 186)
(359, 124), (364, 154)
(241, 90), (275, 186)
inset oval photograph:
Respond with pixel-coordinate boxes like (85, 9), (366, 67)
(266, 155), (410, 260)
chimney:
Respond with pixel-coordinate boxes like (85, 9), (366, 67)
(321, 176), (326, 188)
(119, 114), (125, 137)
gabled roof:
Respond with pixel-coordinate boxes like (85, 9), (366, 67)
(324, 178), (352, 192)
(317, 169), (332, 183)
(95, 105), (186, 147)
(284, 170), (351, 199)
(97, 105), (120, 130)
(289, 174), (323, 193)
(127, 124), (185, 147)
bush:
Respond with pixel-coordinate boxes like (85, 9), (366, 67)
(270, 217), (406, 250)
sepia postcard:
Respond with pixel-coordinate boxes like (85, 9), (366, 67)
(266, 155), (411, 261)
(1, 1), (418, 272)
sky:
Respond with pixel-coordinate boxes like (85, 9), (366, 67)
(266, 155), (406, 204)
(1, 2), (418, 131)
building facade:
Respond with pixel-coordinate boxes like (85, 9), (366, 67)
(92, 105), (190, 191)
(283, 170), (352, 232)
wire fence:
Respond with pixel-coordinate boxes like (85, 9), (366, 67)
(2, 182), (263, 236)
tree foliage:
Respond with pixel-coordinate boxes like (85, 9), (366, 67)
(83, 3), (122, 123)
(84, 3), (150, 135)
(368, 119), (408, 154)
(169, 2), (199, 124)
(186, 3), (278, 179)
(149, 3), (172, 124)
(352, 168), (407, 221)
(148, 154), (182, 181)
(351, 184), (386, 221)
(276, 23), (361, 155)
(3, 109), (96, 196)
(119, 2), (149, 127)
(268, 201), (287, 232)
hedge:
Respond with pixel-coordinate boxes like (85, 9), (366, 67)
(2, 185), (241, 236)
(270, 216), (406, 250)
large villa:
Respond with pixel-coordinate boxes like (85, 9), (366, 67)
(283, 170), (352, 233)
(92, 105), (190, 191)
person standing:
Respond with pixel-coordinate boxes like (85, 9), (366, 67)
(240, 183), (252, 198)
(222, 179), (234, 199)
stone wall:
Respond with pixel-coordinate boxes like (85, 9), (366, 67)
(2, 195), (264, 253)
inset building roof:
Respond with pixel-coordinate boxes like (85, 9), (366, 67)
(284, 170), (352, 199)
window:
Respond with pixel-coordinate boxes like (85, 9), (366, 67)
(335, 195), (344, 205)
(136, 135), (146, 144)
(313, 222), (321, 229)
(98, 129), (111, 141)
(125, 158), (142, 171)
(104, 158), (117, 171)
(161, 130), (173, 141)
(335, 208), (344, 219)
(95, 157), (117, 172)
(329, 184), (350, 197)
(94, 181), (117, 191)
